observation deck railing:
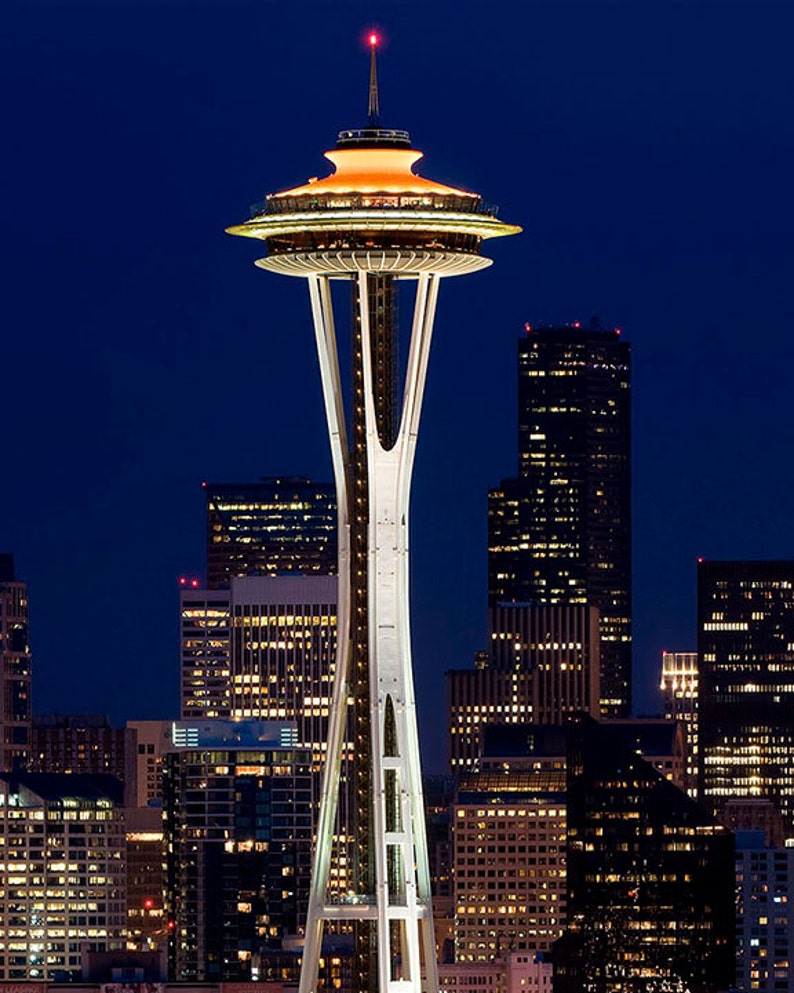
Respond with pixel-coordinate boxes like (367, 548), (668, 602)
(248, 193), (500, 220)
(335, 127), (412, 147)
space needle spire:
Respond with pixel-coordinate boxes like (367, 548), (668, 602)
(368, 32), (380, 125)
(227, 39), (520, 993)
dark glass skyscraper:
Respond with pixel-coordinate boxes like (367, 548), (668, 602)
(163, 721), (312, 982)
(698, 559), (794, 839)
(204, 478), (336, 589)
(489, 325), (632, 717)
(0, 553), (31, 772)
(553, 716), (735, 993)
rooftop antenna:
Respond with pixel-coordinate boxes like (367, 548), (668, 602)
(367, 32), (380, 125)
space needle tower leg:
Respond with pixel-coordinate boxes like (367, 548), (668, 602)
(299, 274), (353, 993)
(359, 269), (440, 993)
(298, 269), (441, 993)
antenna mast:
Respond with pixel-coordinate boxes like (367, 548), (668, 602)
(368, 33), (380, 125)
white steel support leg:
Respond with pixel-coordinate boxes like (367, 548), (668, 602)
(359, 271), (440, 993)
(298, 270), (441, 993)
(299, 275), (352, 993)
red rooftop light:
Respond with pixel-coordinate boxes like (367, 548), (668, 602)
(369, 32), (379, 46)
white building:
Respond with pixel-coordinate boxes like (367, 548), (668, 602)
(438, 952), (552, 993)
(0, 773), (126, 980)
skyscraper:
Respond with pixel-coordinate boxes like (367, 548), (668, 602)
(0, 772), (126, 981)
(660, 651), (699, 797)
(179, 585), (232, 720)
(30, 713), (132, 780)
(204, 478), (336, 589)
(734, 830), (794, 993)
(163, 720), (312, 982)
(698, 559), (794, 839)
(180, 575), (353, 893)
(447, 604), (601, 771)
(0, 554), (31, 771)
(226, 37), (520, 993)
(453, 767), (567, 961)
(489, 325), (631, 717)
(553, 716), (735, 993)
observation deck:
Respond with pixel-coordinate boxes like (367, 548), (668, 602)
(226, 128), (521, 278)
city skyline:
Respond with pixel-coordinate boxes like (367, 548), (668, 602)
(3, 2), (794, 770)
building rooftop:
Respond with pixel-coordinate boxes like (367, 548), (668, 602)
(0, 772), (124, 805)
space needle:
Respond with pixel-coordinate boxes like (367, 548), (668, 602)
(227, 35), (520, 993)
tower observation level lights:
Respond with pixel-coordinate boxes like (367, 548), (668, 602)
(227, 38), (520, 993)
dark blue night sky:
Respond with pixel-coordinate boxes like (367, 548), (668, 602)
(3, 1), (793, 771)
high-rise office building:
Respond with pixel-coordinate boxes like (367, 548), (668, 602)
(453, 768), (567, 962)
(488, 325), (632, 718)
(448, 604), (600, 771)
(30, 713), (132, 780)
(163, 720), (312, 982)
(125, 805), (166, 952)
(660, 651), (699, 797)
(448, 666), (534, 773)
(0, 772), (126, 981)
(479, 720), (686, 789)
(123, 723), (172, 955)
(735, 830), (794, 993)
(180, 586), (232, 720)
(698, 560), (794, 839)
(490, 603), (601, 723)
(125, 719), (172, 807)
(0, 554), (32, 771)
(553, 716), (735, 993)
(180, 576), (351, 893)
(227, 576), (352, 886)
(204, 478), (336, 589)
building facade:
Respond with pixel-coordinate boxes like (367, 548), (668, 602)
(488, 325), (632, 718)
(180, 588), (232, 721)
(735, 830), (794, 993)
(163, 721), (312, 983)
(125, 719), (173, 808)
(0, 554), (32, 771)
(490, 603), (601, 723)
(438, 952), (552, 993)
(204, 478), (336, 590)
(453, 769), (567, 962)
(30, 714), (132, 780)
(698, 560), (794, 838)
(448, 604), (600, 773)
(125, 805), (166, 952)
(553, 716), (735, 993)
(660, 651), (699, 797)
(179, 576), (351, 894)
(447, 666), (534, 773)
(0, 773), (126, 981)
